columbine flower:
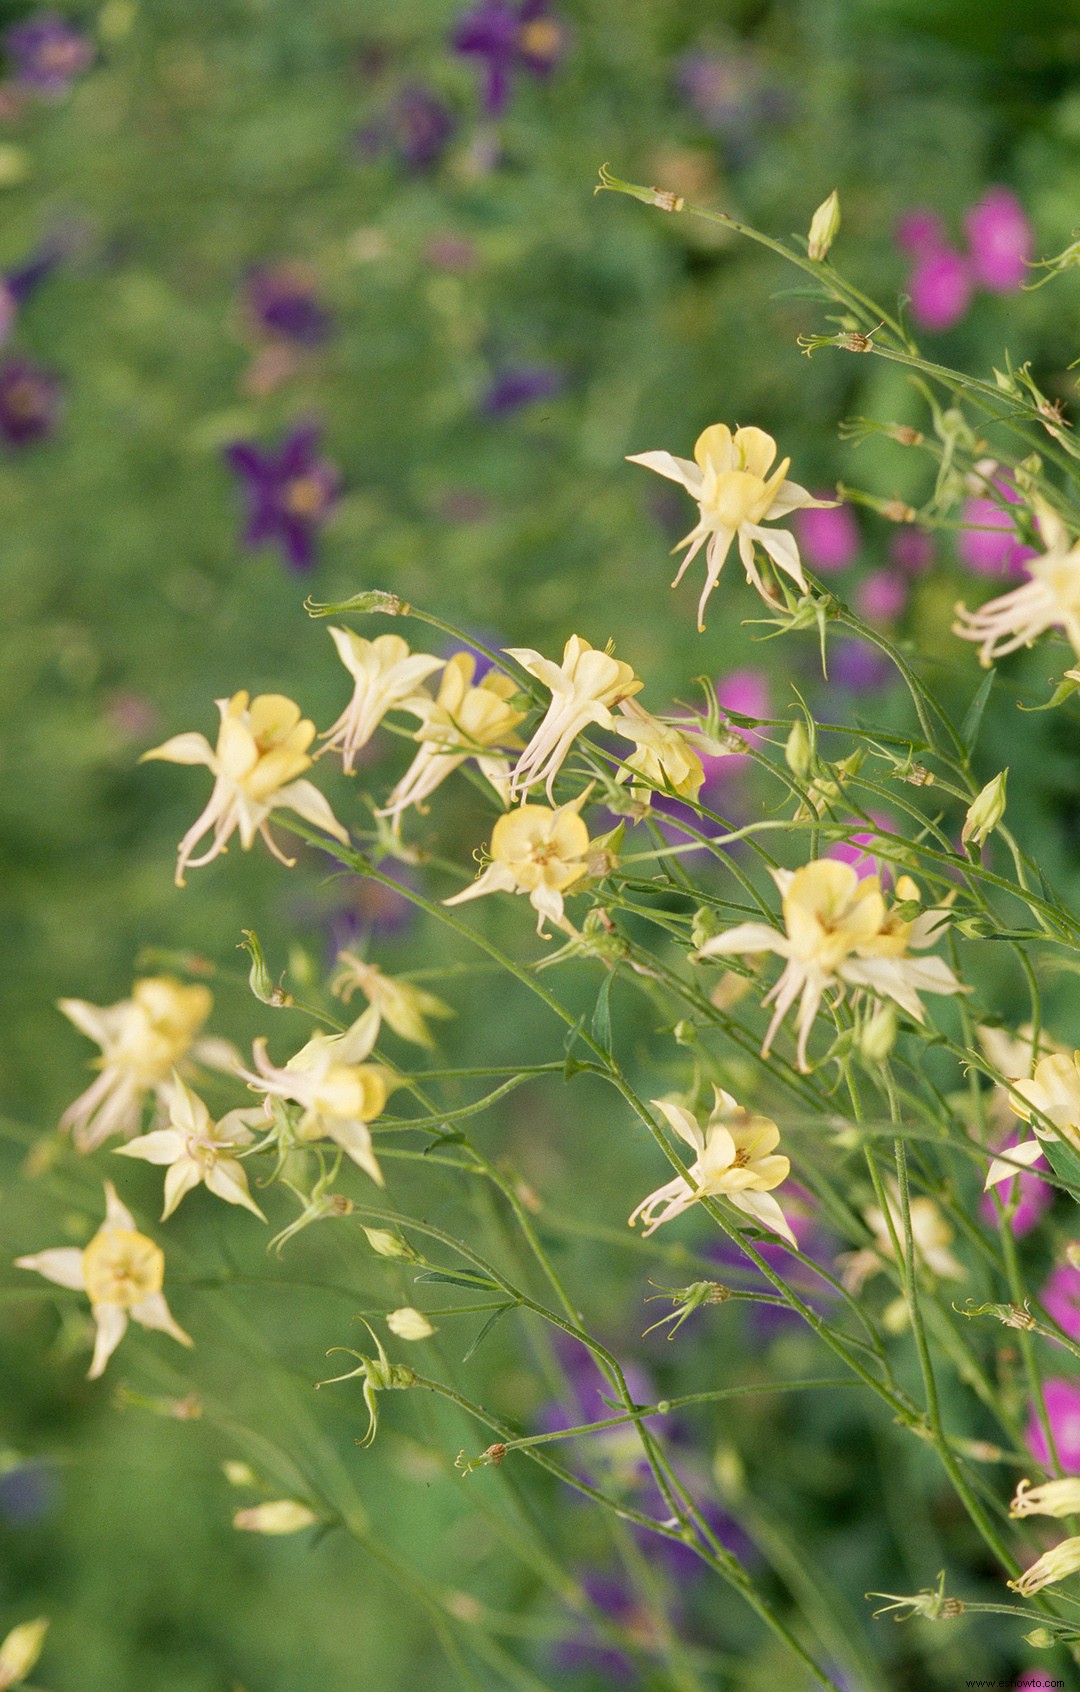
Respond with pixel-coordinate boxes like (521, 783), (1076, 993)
(986, 1049), (1080, 1193)
(143, 690), (348, 885)
(443, 790), (593, 935)
(3, 13), (93, 97)
(452, 0), (565, 117)
(59, 975), (229, 1152)
(243, 262), (330, 347)
(15, 1182), (192, 1379)
(613, 700), (705, 805)
(331, 956), (453, 1049)
(630, 1089), (794, 1244)
(116, 1074), (265, 1221)
(320, 628), (444, 775)
(224, 424), (340, 573)
(0, 357), (61, 447)
(628, 424), (833, 628)
(504, 635), (642, 799)
(239, 1007), (388, 1186)
(1010, 1477), (1080, 1519)
(839, 1185), (965, 1294)
(356, 84), (457, 172)
(0, 1617), (48, 1690)
(376, 652), (524, 827)
(1008, 1537), (1080, 1597)
(953, 503), (1080, 666)
(697, 859), (963, 1071)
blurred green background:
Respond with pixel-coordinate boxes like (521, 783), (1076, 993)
(4, 1), (1080, 1687)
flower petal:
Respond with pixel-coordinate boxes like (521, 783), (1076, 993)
(14, 1247), (86, 1290)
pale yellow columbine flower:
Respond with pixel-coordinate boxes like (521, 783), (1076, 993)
(627, 424), (834, 629)
(320, 629), (444, 774)
(15, 1182), (192, 1379)
(839, 1185), (965, 1295)
(115, 1073), (266, 1221)
(239, 1006), (387, 1185)
(331, 956), (453, 1049)
(386, 1306), (436, 1340)
(697, 859), (963, 1071)
(233, 1500), (318, 1535)
(1011, 1477), (1080, 1519)
(443, 790), (593, 936)
(143, 692), (348, 885)
(613, 700), (705, 805)
(986, 1049), (1080, 1193)
(953, 503), (1080, 666)
(377, 653), (525, 828)
(58, 975), (234, 1153)
(503, 635), (643, 800)
(630, 1088), (795, 1244)
(0, 1618), (48, 1691)
(1008, 1536), (1080, 1597)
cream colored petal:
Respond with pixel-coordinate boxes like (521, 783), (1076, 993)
(162, 1158), (204, 1219)
(652, 1098), (705, 1155)
(88, 1303), (128, 1378)
(102, 1180), (137, 1233)
(58, 996), (115, 1046)
(14, 1247), (86, 1290)
(984, 1139), (1046, 1190)
(625, 450), (703, 492)
(129, 1290), (193, 1347)
(697, 923), (782, 957)
(139, 731), (215, 767)
(731, 1189), (797, 1247)
(745, 523), (807, 590)
(328, 1119), (384, 1186)
(443, 863), (517, 907)
(328, 1004), (381, 1065)
(204, 1158), (266, 1219)
(115, 1129), (186, 1166)
(274, 779), (349, 844)
(765, 481), (835, 519)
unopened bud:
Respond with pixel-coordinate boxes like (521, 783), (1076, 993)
(361, 1225), (413, 1259)
(233, 1500), (318, 1535)
(690, 906), (724, 949)
(222, 1460), (257, 1488)
(386, 1307), (436, 1341)
(961, 769), (1007, 849)
(807, 189), (840, 261)
(1066, 1239), (1080, 1270)
(860, 1002), (897, 1064)
(238, 929), (291, 1007)
(881, 499), (916, 523)
(1023, 1627), (1055, 1650)
(0, 1618), (48, 1689)
(785, 719), (812, 779)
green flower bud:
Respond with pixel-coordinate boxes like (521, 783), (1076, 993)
(807, 190), (840, 261)
(961, 769), (1007, 848)
(859, 1003), (897, 1064)
(785, 719), (812, 779)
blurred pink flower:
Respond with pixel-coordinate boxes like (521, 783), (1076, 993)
(793, 499), (859, 572)
(889, 528), (933, 574)
(979, 1157), (1052, 1239)
(1027, 1378), (1080, 1470)
(898, 186), (1031, 332)
(827, 813), (895, 880)
(957, 479), (1037, 577)
(1041, 1264), (1080, 1342)
(855, 569), (907, 623)
(908, 246), (973, 332)
(964, 187), (1033, 292)
(895, 208), (945, 256)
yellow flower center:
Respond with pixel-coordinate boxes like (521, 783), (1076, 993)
(518, 18), (561, 57)
(82, 1228), (164, 1308)
(285, 475), (329, 518)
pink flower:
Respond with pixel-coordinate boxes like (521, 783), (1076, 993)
(1041, 1264), (1080, 1342)
(908, 246), (973, 332)
(1027, 1378), (1080, 1469)
(793, 500), (859, 572)
(964, 186), (1032, 293)
(895, 209), (945, 256)
(826, 813), (895, 880)
(854, 569), (907, 624)
(979, 1157), (1052, 1239)
(957, 479), (1038, 577)
(889, 529), (933, 574)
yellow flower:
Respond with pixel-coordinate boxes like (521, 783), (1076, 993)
(627, 424), (834, 629)
(15, 1182), (192, 1379)
(377, 652), (525, 828)
(115, 1073), (266, 1221)
(239, 1006), (387, 1186)
(613, 700), (705, 804)
(1008, 1536), (1080, 1597)
(331, 956), (453, 1049)
(58, 975), (232, 1152)
(629, 1088), (794, 1243)
(954, 502), (1080, 666)
(386, 1307), (436, 1340)
(987, 1048), (1080, 1192)
(443, 790), (594, 936)
(839, 1185), (964, 1294)
(503, 635), (642, 799)
(320, 628), (444, 773)
(0, 1618), (48, 1691)
(143, 691), (347, 885)
(1010, 1477), (1080, 1519)
(233, 1500), (318, 1535)
(697, 859), (963, 1070)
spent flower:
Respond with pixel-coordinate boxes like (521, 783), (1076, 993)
(331, 955), (453, 1049)
(613, 700), (705, 805)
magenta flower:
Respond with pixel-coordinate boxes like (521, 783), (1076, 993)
(890, 528), (933, 574)
(224, 424), (340, 573)
(1027, 1378), (1080, 1470)
(243, 263), (330, 347)
(827, 813), (896, 880)
(3, 12), (93, 97)
(855, 569), (907, 623)
(965, 187), (1033, 292)
(957, 477), (1037, 577)
(452, 0), (565, 117)
(1041, 1265), (1080, 1342)
(0, 357), (62, 447)
(794, 499), (859, 572)
(895, 209), (946, 257)
(908, 246), (973, 332)
(979, 1158), (1052, 1239)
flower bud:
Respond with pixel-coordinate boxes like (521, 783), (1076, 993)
(0, 1618), (48, 1690)
(233, 1500), (318, 1535)
(690, 906), (724, 949)
(1023, 1627), (1055, 1650)
(807, 190), (840, 261)
(961, 769), (1007, 849)
(361, 1225), (414, 1260)
(785, 719), (812, 779)
(859, 1002), (897, 1064)
(386, 1307), (436, 1341)
(222, 1460), (258, 1488)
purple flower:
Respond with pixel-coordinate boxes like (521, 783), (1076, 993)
(979, 1151), (1052, 1240)
(889, 528), (933, 574)
(964, 186), (1032, 293)
(0, 356), (61, 446)
(908, 246), (973, 332)
(957, 479), (1037, 577)
(830, 640), (892, 694)
(481, 363), (562, 417)
(4, 11), (92, 96)
(794, 500), (859, 572)
(243, 262), (331, 347)
(854, 569), (907, 624)
(357, 84), (456, 172)
(1027, 1378), (1080, 1470)
(551, 1570), (642, 1683)
(322, 870), (418, 962)
(452, 0), (565, 117)
(224, 424), (339, 572)
(0, 1460), (58, 1526)
(1040, 1264), (1080, 1342)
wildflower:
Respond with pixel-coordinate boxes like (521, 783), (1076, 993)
(613, 701), (704, 805)
(965, 187), (1033, 293)
(0, 357), (61, 447)
(452, 0), (566, 118)
(1008, 1536), (1080, 1597)
(356, 84), (456, 172)
(3, 13), (93, 97)
(443, 789), (593, 935)
(386, 1307), (436, 1340)
(504, 634), (642, 799)
(807, 190), (840, 261)
(0, 1617), (48, 1690)
(697, 859), (963, 1071)
(376, 652), (524, 827)
(239, 1006), (388, 1185)
(331, 955), (453, 1049)
(629, 1088), (794, 1245)
(986, 1050), (1080, 1192)
(0, 235), (67, 347)
(954, 503), (1080, 665)
(1010, 1476), (1080, 1519)
(908, 246), (973, 332)
(793, 499), (859, 572)
(115, 1073), (266, 1221)
(143, 691), (348, 885)
(58, 975), (227, 1152)
(627, 424), (833, 628)
(224, 424), (340, 573)
(242, 261), (331, 347)
(233, 1500), (318, 1534)
(1041, 1264), (1080, 1342)
(956, 472), (1036, 577)
(855, 569), (908, 624)
(320, 628), (444, 775)
(1028, 1380), (1080, 1470)
(839, 1185), (965, 1294)
(962, 769), (1007, 848)
(15, 1182), (191, 1379)
(481, 363), (563, 417)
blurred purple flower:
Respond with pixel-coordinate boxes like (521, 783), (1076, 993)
(890, 528), (933, 574)
(1027, 1378), (1080, 1470)
(1040, 1264), (1080, 1342)
(957, 478), (1036, 577)
(964, 187), (1033, 293)
(323, 870), (418, 961)
(705, 1197), (836, 1338)
(452, 0), (565, 117)
(243, 262), (331, 347)
(908, 246), (973, 332)
(357, 84), (456, 171)
(0, 356), (61, 446)
(831, 640), (891, 693)
(794, 500), (859, 573)
(0, 1460), (58, 1526)
(979, 1149), (1051, 1240)
(895, 209), (945, 256)
(551, 1571), (642, 1683)
(855, 569), (907, 624)
(481, 363), (562, 417)
(4, 11), (92, 96)
(675, 49), (789, 163)
(224, 424), (339, 572)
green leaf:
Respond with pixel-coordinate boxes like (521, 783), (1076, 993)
(1044, 1139), (1080, 1204)
(414, 1268), (502, 1292)
(462, 1304), (513, 1363)
(960, 671), (994, 754)
(591, 972), (614, 1054)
